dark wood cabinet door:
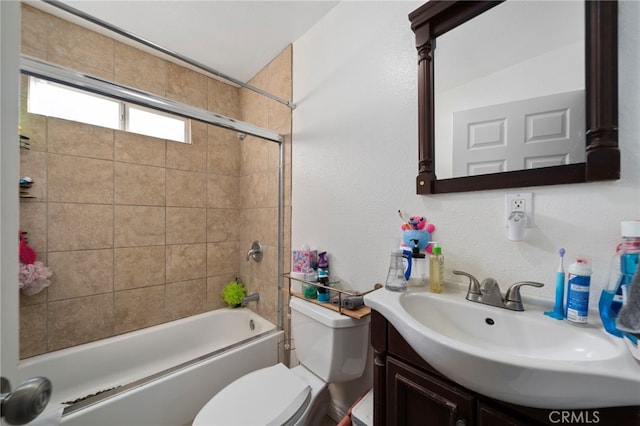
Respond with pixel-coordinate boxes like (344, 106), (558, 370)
(477, 401), (542, 426)
(387, 357), (474, 426)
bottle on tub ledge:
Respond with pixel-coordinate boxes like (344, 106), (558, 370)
(317, 251), (331, 303)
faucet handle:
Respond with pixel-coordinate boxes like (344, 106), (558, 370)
(504, 281), (544, 311)
(453, 270), (481, 301)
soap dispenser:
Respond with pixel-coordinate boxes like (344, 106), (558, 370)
(408, 239), (428, 287)
(429, 243), (444, 293)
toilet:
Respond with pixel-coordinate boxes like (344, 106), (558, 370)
(193, 296), (371, 426)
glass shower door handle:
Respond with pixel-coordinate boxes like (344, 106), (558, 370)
(1, 376), (51, 425)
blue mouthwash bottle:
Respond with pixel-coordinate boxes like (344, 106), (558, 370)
(599, 221), (640, 337)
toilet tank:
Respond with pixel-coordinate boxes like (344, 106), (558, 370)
(290, 296), (370, 383)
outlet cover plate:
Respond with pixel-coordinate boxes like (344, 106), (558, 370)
(505, 192), (533, 227)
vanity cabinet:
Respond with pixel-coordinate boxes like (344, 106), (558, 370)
(371, 310), (640, 426)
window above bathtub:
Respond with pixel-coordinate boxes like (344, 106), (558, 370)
(27, 76), (191, 144)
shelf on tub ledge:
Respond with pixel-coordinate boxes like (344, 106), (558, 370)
(282, 273), (378, 320)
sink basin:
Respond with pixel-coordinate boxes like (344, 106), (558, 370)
(401, 292), (619, 362)
(364, 287), (640, 409)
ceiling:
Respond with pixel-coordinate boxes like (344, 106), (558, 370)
(29, 0), (339, 84)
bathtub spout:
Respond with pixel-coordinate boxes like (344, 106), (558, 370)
(242, 293), (260, 307)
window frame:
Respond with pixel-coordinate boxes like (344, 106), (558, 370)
(27, 76), (191, 144)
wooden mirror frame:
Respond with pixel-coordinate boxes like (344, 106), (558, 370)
(409, 0), (619, 195)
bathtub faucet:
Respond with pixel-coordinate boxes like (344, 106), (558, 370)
(242, 292), (260, 307)
(246, 241), (263, 262)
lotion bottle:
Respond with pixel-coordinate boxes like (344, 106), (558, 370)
(429, 243), (444, 293)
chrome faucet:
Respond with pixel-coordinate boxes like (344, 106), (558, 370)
(241, 292), (260, 307)
(453, 270), (543, 311)
(246, 241), (263, 262)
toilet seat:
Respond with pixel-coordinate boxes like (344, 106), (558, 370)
(193, 363), (311, 426)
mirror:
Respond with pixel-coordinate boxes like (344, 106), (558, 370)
(409, 0), (619, 194)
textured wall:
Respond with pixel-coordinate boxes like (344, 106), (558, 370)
(19, 5), (291, 358)
(292, 0), (639, 416)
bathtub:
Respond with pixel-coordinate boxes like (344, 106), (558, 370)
(18, 308), (283, 426)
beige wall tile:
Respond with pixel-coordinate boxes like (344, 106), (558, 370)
(166, 243), (207, 283)
(48, 154), (113, 204)
(283, 206), (292, 265)
(240, 135), (270, 175)
(114, 42), (167, 97)
(261, 45), (293, 101)
(166, 169), (206, 207)
(248, 276), (277, 325)
(240, 208), (277, 247)
(208, 126), (241, 177)
(20, 304), (47, 359)
(272, 100), (294, 134)
(166, 120), (207, 172)
(115, 130), (166, 167)
(48, 203), (113, 251)
(268, 101), (292, 143)
(115, 246), (166, 290)
(48, 16), (115, 79)
(207, 208), (240, 243)
(115, 162), (165, 206)
(265, 131), (282, 171)
(166, 279), (207, 321)
(114, 205), (165, 247)
(207, 241), (240, 276)
(20, 289), (47, 307)
(284, 163), (292, 206)
(48, 118), (114, 160)
(207, 79), (240, 119)
(207, 174), (239, 209)
(21, 5), (48, 59)
(167, 63), (207, 110)
(166, 207), (206, 245)
(239, 89), (268, 128)
(240, 171), (277, 209)
(20, 202), (47, 253)
(47, 249), (113, 301)
(114, 285), (165, 334)
(20, 150), (47, 201)
(47, 294), (114, 351)
(245, 243), (278, 284)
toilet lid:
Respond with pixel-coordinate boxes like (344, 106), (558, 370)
(193, 363), (311, 426)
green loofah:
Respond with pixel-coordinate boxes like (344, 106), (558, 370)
(222, 279), (246, 307)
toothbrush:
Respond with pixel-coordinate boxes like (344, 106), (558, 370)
(397, 210), (411, 230)
(545, 248), (566, 320)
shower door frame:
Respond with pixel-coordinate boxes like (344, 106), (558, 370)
(1, 0), (22, 393)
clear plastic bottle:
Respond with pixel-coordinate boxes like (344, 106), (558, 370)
(429, 243), (444, 293)
(385, 250), (407, 292)
(599, 221), (640, 336)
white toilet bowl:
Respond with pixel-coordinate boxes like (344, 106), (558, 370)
(192, 363), (329, 426)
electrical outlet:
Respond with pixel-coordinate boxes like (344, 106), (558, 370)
(505, 192), (533, 227)
(511, 198), (525, 211)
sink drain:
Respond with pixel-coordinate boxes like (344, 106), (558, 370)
(485, 318), (495, 325)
